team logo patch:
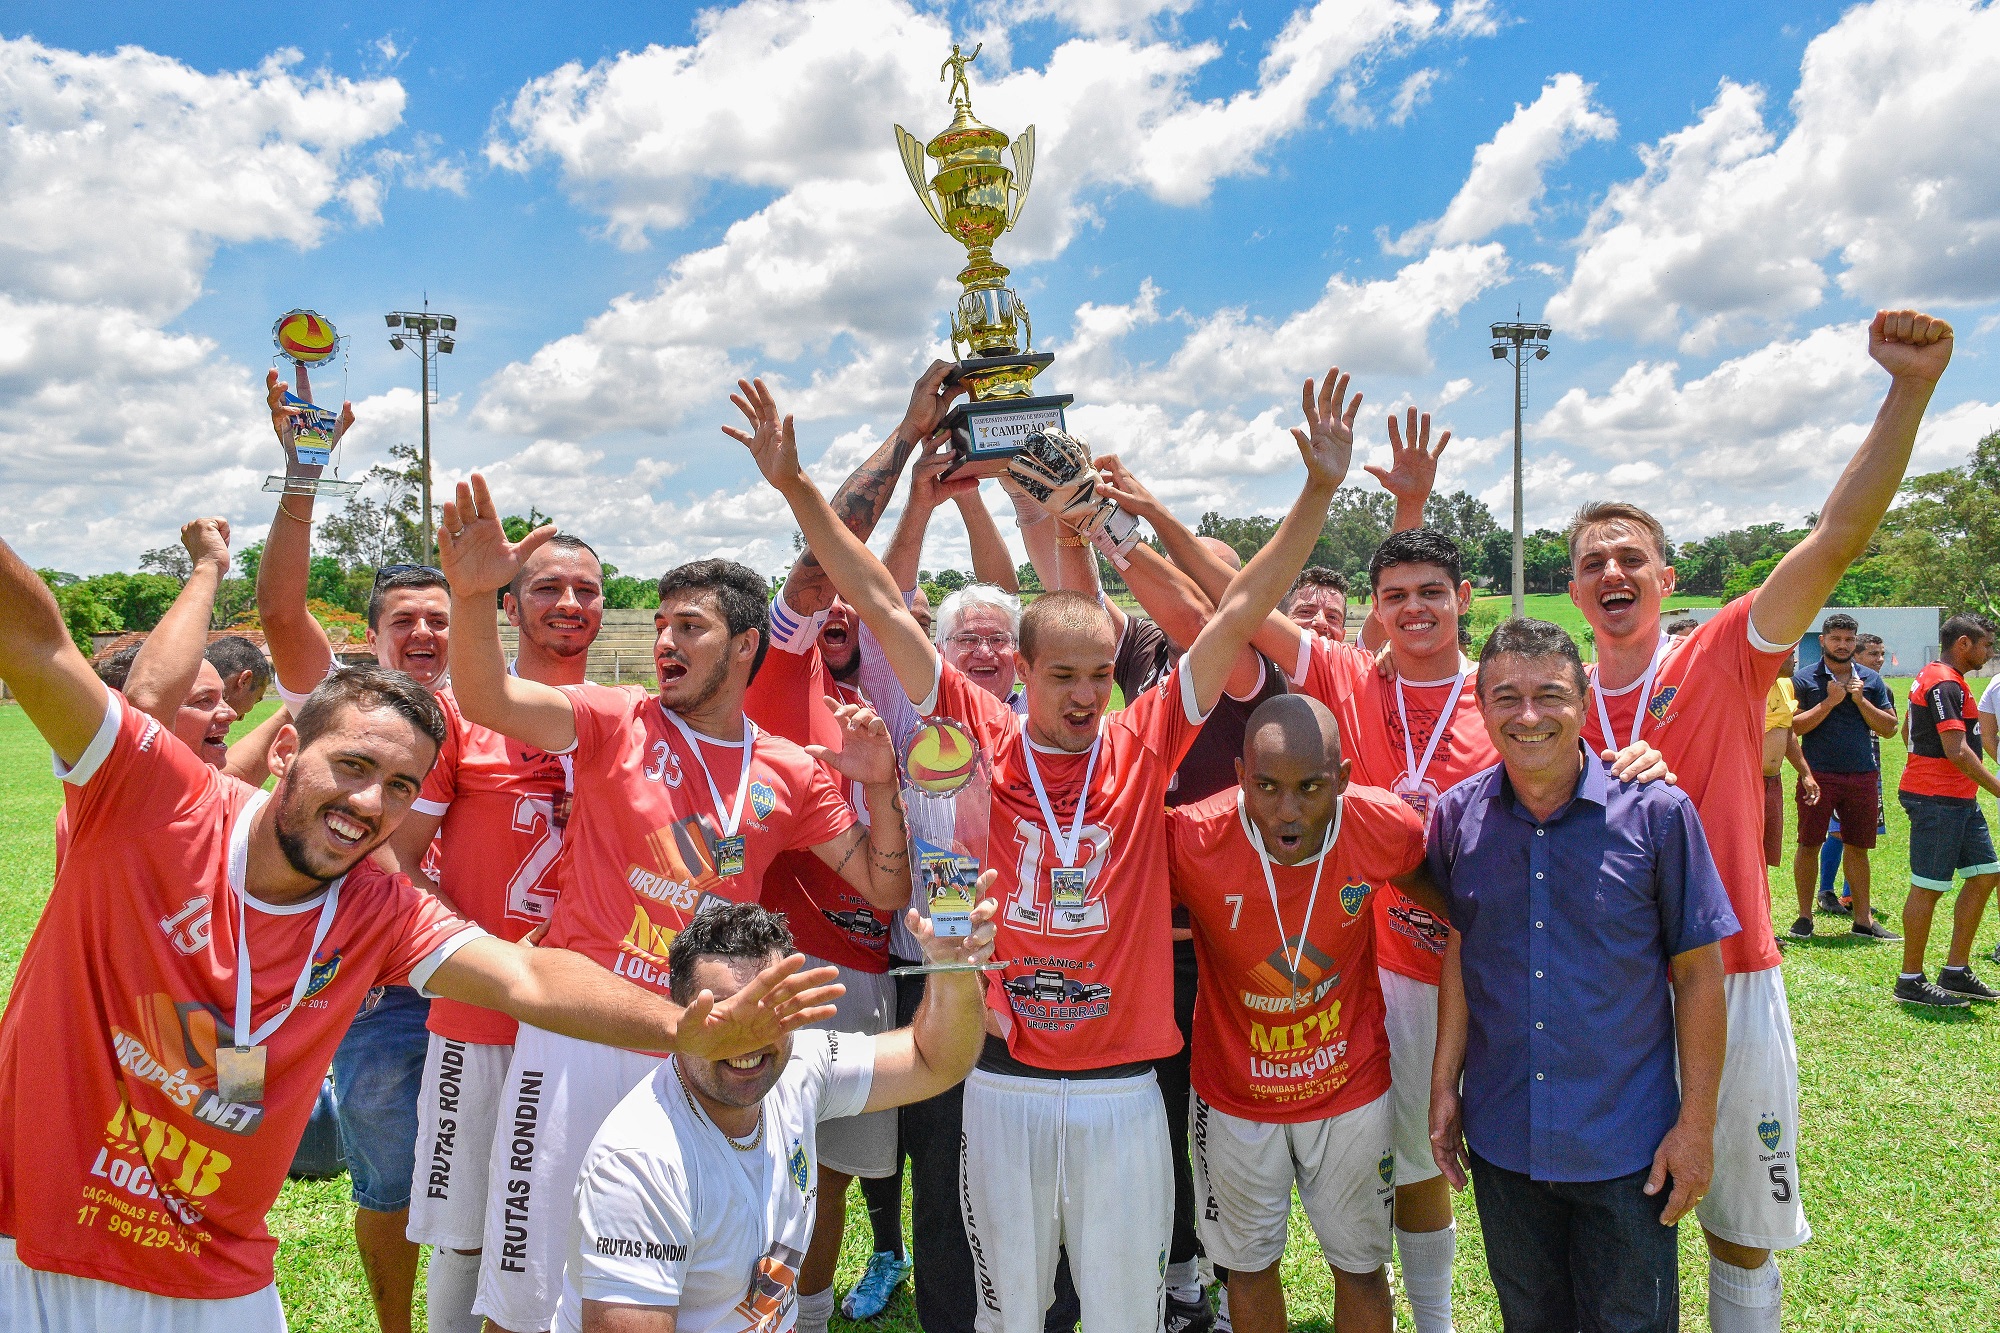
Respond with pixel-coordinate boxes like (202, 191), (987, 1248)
(302, 949), (342, 1000)
(1378, 1152), (1395, 1186)
(1646, 685), (1678, 721)
(749, 781), (777, 822)
(1340, 880), (1369, 917)
(788, 1138), (810, 1192)
(1758, 1114), (1782, 1153)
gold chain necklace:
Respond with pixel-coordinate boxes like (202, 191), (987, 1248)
(674, 1059), (764, 1152)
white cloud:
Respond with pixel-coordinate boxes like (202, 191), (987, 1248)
(0, 38), (406, 570)
(475, 0), (1495, 441)
(1389, 68), (1440, 125)
(1549, 0), (2000, 347)
(1388, 72), (1614, 255)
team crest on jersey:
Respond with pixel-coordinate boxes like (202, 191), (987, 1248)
(787, 1138), (810, 1192)
(1378, 1152), (1395, 1186)
(1758, 1113), (1782, 1153)
(1339, 880), (1369, 917)
(1646, 685), (1678, 721)
(302, 948), (342, 1000)
(750, 781), (777, 822)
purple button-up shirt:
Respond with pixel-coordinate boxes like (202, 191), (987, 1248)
(1426, 751), (1739, 1182)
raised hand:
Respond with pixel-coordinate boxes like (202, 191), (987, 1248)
(1092, 453), (1166, 524)
(805, 697), (898, 787)
(1868, 309), (1953, 384)
(1365, 405), (1450, 508)
(180, 517), (232, 576)
(1292, 367), (1358, 489)
(723, 377), (806, 491)
(909, 883), (1002, 967)
(265, 369), (356, 468)
(910, 434), (979, 513)
(675, 953), (845, 1060)
(899, 359), (969, 443)
(437, 473), (555, 597)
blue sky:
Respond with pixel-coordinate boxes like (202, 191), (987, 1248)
(5, 0), (1997, 577)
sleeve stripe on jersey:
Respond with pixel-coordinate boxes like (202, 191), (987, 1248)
(409, 925), (489, 997)
(1177, 655), (1212, 726)
(1289, 634), (1312, 689)
(768, 592), (829, 654)
(1746, 611), (1797, 655)
(1224, 655), (1268, 703)
(53, 692), (123, 786)
(410, 797), (451, 817)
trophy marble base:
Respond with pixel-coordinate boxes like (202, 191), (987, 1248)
(263, 474), (363, 498)
(941, 391), (1075, 481)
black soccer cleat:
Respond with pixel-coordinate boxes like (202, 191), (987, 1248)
(1164, 1293), (1215, 1333)
(1936, 967), (2000, 1002)
(1895, 974), (1972, 1008)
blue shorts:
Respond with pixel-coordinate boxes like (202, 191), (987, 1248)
(330, 984), (431, 1211)
(1899, 793), (2000, 892)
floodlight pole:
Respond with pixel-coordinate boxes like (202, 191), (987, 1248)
(1490, 321), (1552, 619)
(385, 302), (458, 565)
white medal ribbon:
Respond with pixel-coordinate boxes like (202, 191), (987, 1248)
(230, 796), (343, 1051)
(1239, 791), (1344, 1000)
(1395, 666), (1467, 796)
(1021, 735), (1101, 868)
(665, 709), (759, 839)
(1591, 634), (1673, 751)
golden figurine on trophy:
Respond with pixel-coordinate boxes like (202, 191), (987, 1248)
(894, 44), (1142, 561)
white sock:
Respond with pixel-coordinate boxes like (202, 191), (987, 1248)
(1707, 1256), (1782, 1333)
(1165, 1258), (1203, 1304)
(1395, 1224), (1456, 1333)
(1213, 1284), (1233, 1333)
(795, 1285), (836, 1333)
(423, 1248), (484, 1333)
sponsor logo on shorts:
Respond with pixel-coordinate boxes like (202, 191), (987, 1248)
(961, 1132), (1001, 1312)
(1758, 1113), (1782, 1153)
(1378, 1152), (1395, 1186)
(425, 1040), (466, 1200)
(595, 1235), (687, 1261)
(497, 1068), (544, 1274)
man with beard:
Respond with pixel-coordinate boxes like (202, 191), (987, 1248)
(1787, 614), (1898, 942)
(0, 530), (843, 1333)
(381, 532), (607, 1333)
(556, 895), (999, 1333)
(734, 365), (1355, 1333)
(435, 475), (915, 1333)
(1563, 312), (1955, 1331)
(256, 372), (454, 1333)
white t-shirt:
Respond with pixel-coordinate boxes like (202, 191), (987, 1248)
(554, 1029), (877, 1332)
(1980, 675), (2000, 720)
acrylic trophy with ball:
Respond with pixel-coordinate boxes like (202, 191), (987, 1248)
(890, 716), (1002, 976)
(264, 309), (360, 499)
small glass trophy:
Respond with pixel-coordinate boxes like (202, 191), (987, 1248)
(891, 717), (1002, 976)
(264, 309), (360, 498)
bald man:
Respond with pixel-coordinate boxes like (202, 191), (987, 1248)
(1165, 695), (1444, 1333)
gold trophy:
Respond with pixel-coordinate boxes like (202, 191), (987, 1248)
(895, 44), (1071, 480)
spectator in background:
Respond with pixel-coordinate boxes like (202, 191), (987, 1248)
(204, 633), (273, 721)
(1666, 617), (1701, 638)
(1896, 615), (2000, 1006)
(1284, 567), (1350, 644)
(1788, 614), (1900, 942)
(1764, 654), (1817, 873)
(1821, 634), (1895, 910)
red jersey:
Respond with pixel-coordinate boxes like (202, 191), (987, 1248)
(755, 679), (892, 973)
(923, 657), (1203, 1069)
(541, 684), (854, 996)
(1287, 637), (1496, 985)
(414, 695), (573, 1045)
(1580, 594), (1788, 974)
(1904, 661), (1981, 799)
(0, 694), (476, 1299)
(1169, 786), (1424, 1122)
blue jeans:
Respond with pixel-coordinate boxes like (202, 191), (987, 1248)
(330, 984), (431, 1212)
(1468, 1150), (1679, 1332)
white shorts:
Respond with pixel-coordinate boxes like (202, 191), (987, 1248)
(1699, 967), (1811, 1252)
(472, 1025), (663, 1333)
(960, 1068), (1170, 1333)
(407, 1034), (514, 1250)
(1379, 967), (1440, 1186)
(0, 1238), (284, 1333)
(1190, 1091), (1394, 1274)
(806, 956), (898, 1180)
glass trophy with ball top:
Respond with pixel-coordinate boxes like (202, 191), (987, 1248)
(891, 717), (1003, 976)
(265, 309), (360, 498)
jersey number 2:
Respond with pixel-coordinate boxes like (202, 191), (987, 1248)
(506, 797), (564, 922)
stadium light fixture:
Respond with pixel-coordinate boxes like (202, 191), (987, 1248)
(386, 300), (459, 564)
(1489, 318), (1555, 618)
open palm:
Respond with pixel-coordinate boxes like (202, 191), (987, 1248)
(1365, 405), (1451, 504)
(437, 473), (554, 597)
(1292, 366), (1359, 488)
(723, 377), (805, 489)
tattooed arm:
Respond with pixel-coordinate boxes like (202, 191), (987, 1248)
(781, 361), (967, 616)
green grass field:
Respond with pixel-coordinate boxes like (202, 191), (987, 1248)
(2, 696), (1997, 1329)
(1465, 593), (1724, 657)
